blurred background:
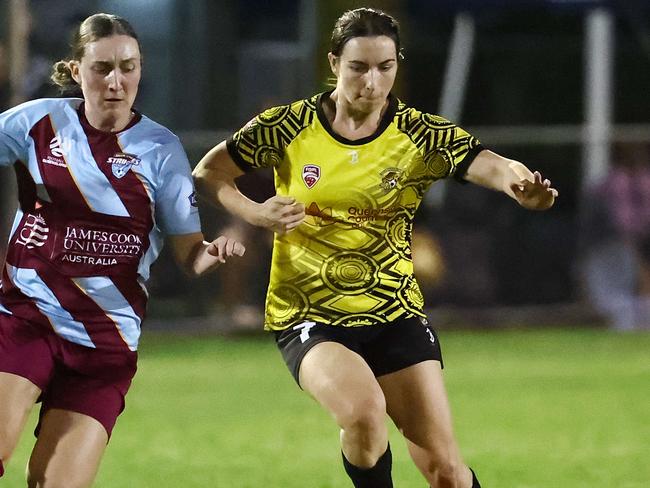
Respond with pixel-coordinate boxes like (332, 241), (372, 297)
(2, 0), (650, 332)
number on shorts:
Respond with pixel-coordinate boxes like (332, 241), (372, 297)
(293, 321), (317, 343)
(425, 327), (435, 344)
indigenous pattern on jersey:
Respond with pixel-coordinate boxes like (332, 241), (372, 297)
(0, 98), (200, 351)
(227, 91), (483, 331)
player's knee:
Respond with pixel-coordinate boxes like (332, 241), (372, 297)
(336, 392), (386, 432)
(337, 394), (387, 467)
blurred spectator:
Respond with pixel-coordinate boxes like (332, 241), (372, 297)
(580, 142), (650, 330)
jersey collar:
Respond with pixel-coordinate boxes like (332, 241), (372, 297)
(316, 90), (398, 146)
(77, 103), (142, 137)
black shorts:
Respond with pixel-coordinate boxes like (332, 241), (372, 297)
(274, 315), (443, 386)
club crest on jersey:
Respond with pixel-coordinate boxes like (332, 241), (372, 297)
(107, 153), (140, 178)
(188, 191), (198, 207)
(379, 167), (403, 192)
(302, 164), (321, 189)
(16, 213), (49, 249)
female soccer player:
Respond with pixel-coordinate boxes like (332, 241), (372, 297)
(0, 13), (244, 487)
(194, 8), (557, 488)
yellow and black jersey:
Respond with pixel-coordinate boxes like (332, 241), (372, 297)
(227, 91), (483, 331)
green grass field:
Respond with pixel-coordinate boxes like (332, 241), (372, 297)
(4, 328), (649, 487)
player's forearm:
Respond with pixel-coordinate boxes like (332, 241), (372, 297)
(169, 233), (216, 278)
(214, 182), (264, 227)
(193, 142), (264, 227)
(194, 173), (262, 227)
(464, 150), (531, 200)
(464, 149), (557, 210)
(173, 233), (245, 277)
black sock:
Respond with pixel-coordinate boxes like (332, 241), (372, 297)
(342, 443), (393, 488)
(0, 459), (4, 477)
(470, 467), (481, 488)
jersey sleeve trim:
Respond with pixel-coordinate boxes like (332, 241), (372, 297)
(452, 144), (485, 183)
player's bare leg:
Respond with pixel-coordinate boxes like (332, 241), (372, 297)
(0, 372), (41, 475)
(378, 360), (474, 488)
(27, 409), (108, 488)
(300, 342), (389, 467)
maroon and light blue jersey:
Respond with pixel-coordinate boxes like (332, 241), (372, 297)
(0, 98), (200, 351)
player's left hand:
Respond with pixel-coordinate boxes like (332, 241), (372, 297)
(509, 163), (558, 210)
(205, 235), (246, 263)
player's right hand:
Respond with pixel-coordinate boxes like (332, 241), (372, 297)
(508, 163), (558, 211)
(205, 235), (246, 263)
(257, 195), (305, 234)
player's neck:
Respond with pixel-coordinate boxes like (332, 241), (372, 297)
(324, 91), (388, 141)
(84, 107), (134, 133)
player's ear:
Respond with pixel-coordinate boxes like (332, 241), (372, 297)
(69, 60), (81, 85)
(328, 52), (338, 76)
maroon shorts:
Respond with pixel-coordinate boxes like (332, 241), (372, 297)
(0, 312), (137, 438)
